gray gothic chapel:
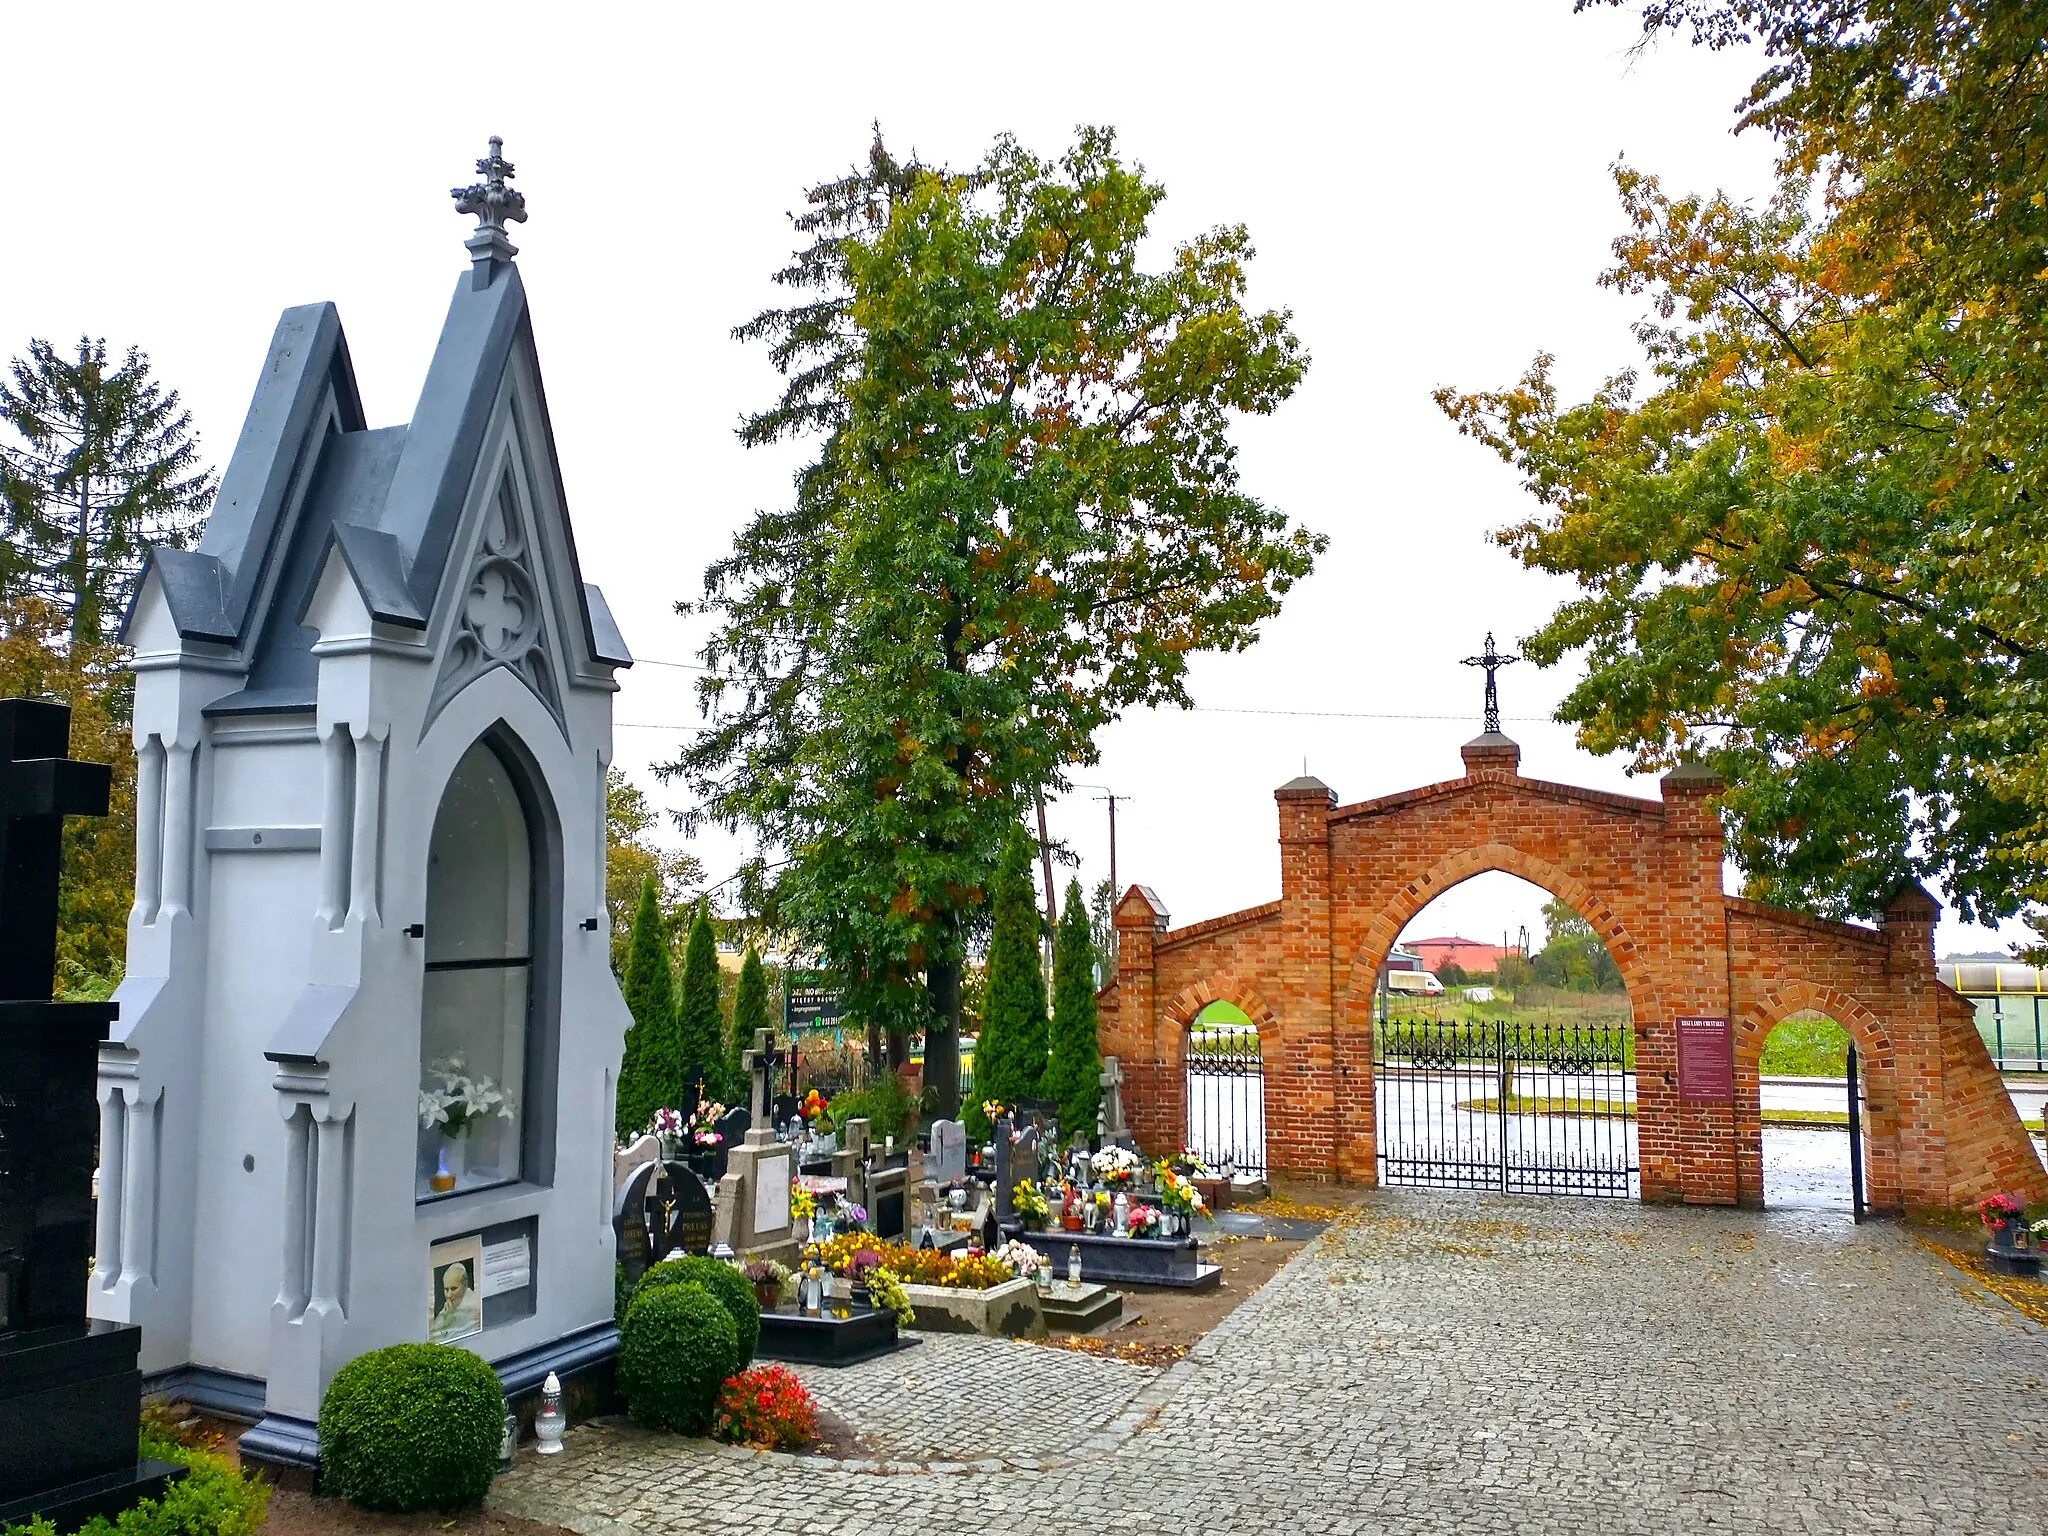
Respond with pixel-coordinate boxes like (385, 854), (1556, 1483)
(97, 141), (634, 1466)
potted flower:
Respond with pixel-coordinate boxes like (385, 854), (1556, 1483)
(745, 1258), (791, 1310)
(789, 1180), (817, 1231)
(1980, 1190), (2027, 1251)
(1125, 1203), (1161, 1239)
(418, 1056), (515, 1192)
(1013, 1178), (1052, 1231)
(1060, 1181), (1085, 1232)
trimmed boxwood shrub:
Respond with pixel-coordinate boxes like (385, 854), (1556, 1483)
(616, 1282), (738, 1433)
(635, 1255), (760, 1366)
(318, 1342), (505, 1510)
(4, 1435), (270, 1536)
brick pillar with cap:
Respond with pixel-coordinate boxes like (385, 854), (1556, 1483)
(1878, 881), (1949, 1212)
(1275, 775), (1338, 1179)
(1107, 886), (1174, 1154)
(1656, 761), (1736, 1205)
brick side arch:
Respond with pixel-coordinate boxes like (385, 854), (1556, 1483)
(1165, 977), (1279, 1034)
(1734, 981), (1902, 1213)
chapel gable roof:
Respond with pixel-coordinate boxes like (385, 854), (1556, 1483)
(131, 258), (629, 709)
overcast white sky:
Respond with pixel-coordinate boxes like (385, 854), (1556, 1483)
(3, 2), (2020, 961)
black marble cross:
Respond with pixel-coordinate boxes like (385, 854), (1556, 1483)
(0, 700), (112, 1002)
(1460, 632), (1521, 737)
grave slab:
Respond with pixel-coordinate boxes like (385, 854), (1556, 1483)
(1040, 1281), (1123, 1334)
(1009, 1226), (1222, 1289)
(755, 1303), (907, 1368)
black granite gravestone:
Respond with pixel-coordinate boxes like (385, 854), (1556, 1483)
(612, 1161), (660, 1288)
(656, 1162), (714, 1259)
(0, 700), (180, 1528)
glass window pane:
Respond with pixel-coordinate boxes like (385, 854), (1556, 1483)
(419, 740), (533, 1201)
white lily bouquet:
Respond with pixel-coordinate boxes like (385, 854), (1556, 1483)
(418, 1055), (516, 1139)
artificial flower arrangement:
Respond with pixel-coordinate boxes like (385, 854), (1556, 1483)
(2034, 1219), (2048, 1241)
(418, 1055), (515, 1139)
(1091, 1145), (1142, 1188)
(1978, 1190), (2026, 1228)
(980, 1098), (1008, 1123)
(789, 1180), (817, 1223)
(1012, 1178), (1052, 1227)
(1124, 1203), (1161, 1238)
(799, 1088), (830, 1125)
(991, 1238), (1044, 1276)
(1154, 1163), (1210, 1218)
(1170, 1147), (1206, 1175)
(713, 1364), (818, 1451)
(689, 1100), (729, 1146)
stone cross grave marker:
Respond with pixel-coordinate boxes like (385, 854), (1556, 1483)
(744, 1029), (780, 1124)
(1099, 1056), (1131, 1145)
(928, 1118), (967, 1185)
(709, 1029), (799, 1262)
(0, 699), (180, 1524)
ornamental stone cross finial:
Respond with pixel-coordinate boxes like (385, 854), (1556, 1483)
(1460, 631), (1521, 736)
(452, 135), (527, 284)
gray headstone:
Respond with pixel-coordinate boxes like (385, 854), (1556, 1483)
(928, 1118), (967, 1185)
(614, 1132), (660, 1194)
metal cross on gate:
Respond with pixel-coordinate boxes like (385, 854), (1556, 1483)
(1460, 632), (1520, 736)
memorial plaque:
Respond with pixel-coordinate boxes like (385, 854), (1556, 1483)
(1676, 1016), (1734, 1104)
(754, 1151), (791, 1232)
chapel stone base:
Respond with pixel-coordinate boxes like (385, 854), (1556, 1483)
(0, 1322), (183, 1529)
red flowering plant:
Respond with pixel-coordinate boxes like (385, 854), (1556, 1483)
(713, 1365), (817, 1451)
(1978, 1191), (2026, 1228)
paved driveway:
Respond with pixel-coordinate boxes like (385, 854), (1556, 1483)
(493, 1192), (2048, 1534)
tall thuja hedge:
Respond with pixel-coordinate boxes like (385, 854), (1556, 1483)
(1046, 877), (1101, 1140)
(617, 876), (680, 1141)
(676, 902), (724, 1105)
(726, 945), (770, 1105)
(969, 825), (1047, 1138)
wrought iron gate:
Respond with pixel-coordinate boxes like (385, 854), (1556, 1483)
(1376, 1018), (1638, 1197)
(1185, 1029), (1265, 1176)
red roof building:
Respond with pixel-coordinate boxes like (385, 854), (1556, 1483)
(1404, 936), (1512, 974)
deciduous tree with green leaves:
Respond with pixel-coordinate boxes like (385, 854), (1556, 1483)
(670, 127), (1322, 1116)
(617, 876), (680, 1141)
(969, 827), (1048, 1138)
(1046, 876), (1102, 1139)
(604, 767), (705, 976)
(1440, 2), (2048, 928)
(0, 338), (216, 644)
(676, 901), (724, 1105)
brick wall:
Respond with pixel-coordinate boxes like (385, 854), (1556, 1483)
(1103, 736), (2047, 1213)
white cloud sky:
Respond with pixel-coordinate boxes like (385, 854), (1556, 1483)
(3, 0), (2020, 960)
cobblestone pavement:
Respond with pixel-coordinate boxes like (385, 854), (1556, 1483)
(492, 1192), (2048, 1534)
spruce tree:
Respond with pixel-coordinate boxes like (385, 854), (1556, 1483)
(0, 337), (217, 643)
(1046, 877), (1101, 1141)
(676, 901), (725, 1104)
(970, 825), (1048, 1138)
(728, 945), (771, 1107)
(616, 876), (680, 1140)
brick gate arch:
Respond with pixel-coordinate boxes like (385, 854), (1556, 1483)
(1328, 840), (1665, 1187)
(1097, 733), (2047, 1213)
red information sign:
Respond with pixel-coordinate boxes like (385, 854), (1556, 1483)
(1676, 1016), (1733, 1104)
